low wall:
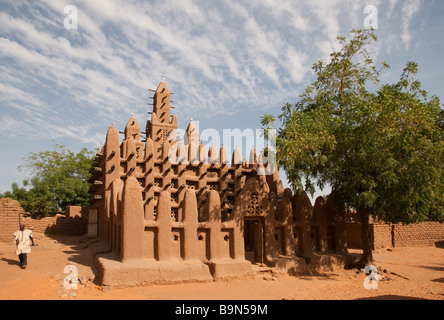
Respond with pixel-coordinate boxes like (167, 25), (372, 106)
(20, 214), (87, 236)
(0, 199), (22, 242)
(392, 222), (444, 247)
(373, 223), (393, 249)
(0, 199), (88, 242)
(347, 221), (444, 249)
(345, 222), (362, 248)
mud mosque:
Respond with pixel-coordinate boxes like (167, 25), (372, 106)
(88, 78), (350, 287)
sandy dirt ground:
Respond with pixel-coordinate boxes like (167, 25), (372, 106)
(0, 233), (443, 300)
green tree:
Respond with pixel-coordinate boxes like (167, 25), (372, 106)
(0, 142), (95, 216)
(262, 29), (444, 266)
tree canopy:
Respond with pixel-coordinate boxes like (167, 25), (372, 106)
(261, 29), (444, 264)
(0, 142), (95, 216)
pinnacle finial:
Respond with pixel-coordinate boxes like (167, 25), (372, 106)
(161, 75), (165, 82)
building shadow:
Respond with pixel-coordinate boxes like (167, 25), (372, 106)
(45, 234), (100, 282)
(419, 264), (444, 272)
(355, 295), (427, 300)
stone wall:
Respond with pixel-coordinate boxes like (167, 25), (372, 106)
(0, 199), (88, 242)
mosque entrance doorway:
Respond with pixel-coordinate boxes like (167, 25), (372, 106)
(244, 217), (265, 265)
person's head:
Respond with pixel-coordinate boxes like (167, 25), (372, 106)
(19, 223), (25, 231)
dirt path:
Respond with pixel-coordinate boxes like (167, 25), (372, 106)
(0, 233), (443, 300)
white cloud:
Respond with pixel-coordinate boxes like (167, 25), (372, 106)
(0, 0), (429, 148)
(0, 83), (45, 111)
(400, 0), (422, 48)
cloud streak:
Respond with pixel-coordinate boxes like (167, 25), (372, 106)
(0, 0), (425, 147)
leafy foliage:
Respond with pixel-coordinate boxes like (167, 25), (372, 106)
(0, 142), (95, 216)
(262, 29), (443, 263)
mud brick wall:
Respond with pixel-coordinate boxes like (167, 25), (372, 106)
(346, 221), (444, 250)
(346, 222), (392, 249)
(0, 199), (22, 242)
(392, 222), (444, 247)
(346, 222), (362, 248)
(0, 199), (88, 242)
(20, 214), (87, 236)
(65, 206), (92, 219)
(372, 223), (393, 249)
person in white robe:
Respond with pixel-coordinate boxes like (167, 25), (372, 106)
(13, 223), (35, 269)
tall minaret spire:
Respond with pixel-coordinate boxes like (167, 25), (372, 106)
(146, 77), (178, 161)
(153, 76), (171, 124)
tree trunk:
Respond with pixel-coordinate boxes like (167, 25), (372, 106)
(359, 205), (374, 266)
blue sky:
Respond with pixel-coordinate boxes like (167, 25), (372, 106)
(0, 0), (443, 202)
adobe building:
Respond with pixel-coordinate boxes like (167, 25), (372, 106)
(88, 78), (351, 287)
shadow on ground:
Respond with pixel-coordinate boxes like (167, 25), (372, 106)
(1, 257), (20, 267)
(46, 234), (101, 283)
(435, 241), (444, 249)
(355, 295), (427, 300)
